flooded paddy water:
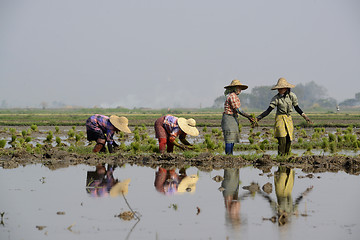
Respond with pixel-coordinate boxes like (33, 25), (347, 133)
(1, 163), (360, 240)
(1, 124), (360, 239)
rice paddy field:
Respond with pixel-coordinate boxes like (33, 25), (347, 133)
(1, 108), (360, 240)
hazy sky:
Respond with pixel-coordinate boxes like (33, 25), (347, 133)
(1, 0), (359, 109)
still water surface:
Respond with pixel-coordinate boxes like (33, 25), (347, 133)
(1, 163), (359, 240)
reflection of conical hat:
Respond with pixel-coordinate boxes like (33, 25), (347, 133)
(271, 78), (295, 90)
(224, 79), (248, 90)
(110, 178), (131, 197)
(109, 115), (131, 133)
(178, 118), (199, 136)
(177, 175), (199, 193)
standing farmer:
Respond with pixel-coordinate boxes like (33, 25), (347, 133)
(256, 78), (312, 156)
(154, 115), (199, 153)
(221, 79), (254, 155)
(86, 114), (131, 153)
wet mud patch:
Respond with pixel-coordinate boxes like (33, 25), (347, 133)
(1, 149), (360, 175)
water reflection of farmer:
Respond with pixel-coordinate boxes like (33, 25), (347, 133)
(86, 114), (131, 153)
(261, 166), (313, 225)
(154, 115), (199, 153)
(221, 168), (241, 227)
(154, 167), (198, 195)
(86, 165), (117, 197)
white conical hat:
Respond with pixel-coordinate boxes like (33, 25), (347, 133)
(178, 118), (199, 136)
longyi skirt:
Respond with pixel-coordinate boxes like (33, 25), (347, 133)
(221, 113), (240, 143)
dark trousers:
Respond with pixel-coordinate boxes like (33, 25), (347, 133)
(277, 135), (291, 156)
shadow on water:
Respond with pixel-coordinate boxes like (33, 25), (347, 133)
(1, 161), (360, 239)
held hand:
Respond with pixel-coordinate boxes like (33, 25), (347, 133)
(249, 117), (258, 128)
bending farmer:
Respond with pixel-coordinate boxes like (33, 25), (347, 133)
(154, 114), (199, 153)
(256, 78), (312, 156)
(86, 114), (131, 153)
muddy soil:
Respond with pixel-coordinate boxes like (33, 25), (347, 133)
(1, 148), (360, 175)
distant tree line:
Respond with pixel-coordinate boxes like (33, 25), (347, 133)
(339, 92), (360, 107)
(212, 81), (340, 110)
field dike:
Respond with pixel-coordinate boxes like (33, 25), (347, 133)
(1, 149), (359, 175)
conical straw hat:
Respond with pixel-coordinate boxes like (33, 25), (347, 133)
(110, 178), (131, 197)
(178, 118), (199, 136)
(271, 78), (295, 90)
(109, 115), (131, 133)
(224, 79), (248, 90)
(177, 175), (199, 193)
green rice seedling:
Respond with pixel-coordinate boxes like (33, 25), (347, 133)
(350, 134), (357, 143)
(328, 133), (336, 142)
(18, 138), (25, 145)
(55, 126), (60, 134)
(312, 132), (320, 140)
(298, 137), (304, 144)
(238, 124), (242, 133)
(141, 133), (148, 141)
(118, 131), (124, 139)
(21, 130), (27, 137)
(203, 126), (207, 132)
(344, 134), (351, 143)
(336, 128), (341, 134)
(68, 129), (75, 138)
(10, 134), (17, 143)
(329, 142), (337, 153)
(352, 141), (358, 150)
(72, 126), (76, 131)
(0, 139), (6, 148)
(300, 129), (307, 138)
(321, 137), (329, 150)
(31, 124), (38, 132)
(75, 134), (81, 142)
(25, 136), (32, 143)
(204, 134), (216, 150)
(337, 135), (343, 142)
(27, 128), (32, 135)
(46, 131), (53, 142)
(296, 126), (301, 130)
(130, 142), (140, 152)
(3, 127), (8, 132)
(134, 133), (140, 142)
(248, 137), (254, 144)
(141, 124), (147, 131)
(147, 138), (157, 145)
(56, 136), (61, 146)
(25, 144), (33, 153)
(183, 151), (196, 159)
(119, 142), (127, 151)
(259, 142), (266, 151)
(9, 128), (16, 135)
(211, 128), (222, 137)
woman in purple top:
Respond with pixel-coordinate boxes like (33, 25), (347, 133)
(86, 114), (131, 153)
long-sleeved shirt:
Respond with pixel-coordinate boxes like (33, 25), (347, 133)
(163, 115), (185, 142)
(86, 114), (116, 144)
(223, 92), (241, 117)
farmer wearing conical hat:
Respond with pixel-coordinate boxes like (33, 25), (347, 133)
(221, 79), (254, 155)
(154, 115), (199, 153)
(256, 78), (312, 155)
(86, 114), (131, 153)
